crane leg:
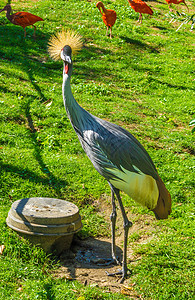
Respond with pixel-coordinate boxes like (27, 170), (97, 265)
(110, 188), (120, 264)
(114, 187), (132, 282)
(108, 185), (132, 283)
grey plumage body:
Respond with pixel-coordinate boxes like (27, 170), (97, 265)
(61, 45), (171, 282)
(63, 74), (158, 183)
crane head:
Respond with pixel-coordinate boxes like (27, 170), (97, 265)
(61, 45), (72, 61)
(48, 29), (83, 62)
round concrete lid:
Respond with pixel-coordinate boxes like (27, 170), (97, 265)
(9, 198), (80, 224)
(6, 198), (82, 236)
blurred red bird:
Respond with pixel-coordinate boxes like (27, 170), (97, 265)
(0, 4), (44, 37)
(127, 0), (153, 23)
(164, 0), (189, 11)
(96, 1), (117, 38)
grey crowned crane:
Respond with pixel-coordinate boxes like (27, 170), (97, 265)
(48, 30), (172, 283)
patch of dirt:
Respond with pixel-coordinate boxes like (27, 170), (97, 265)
(52, 197), (159, 297)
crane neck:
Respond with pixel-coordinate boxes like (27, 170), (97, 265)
(62, 71), (78, 117)
(62, 65), (89, 133)
(62, 63), (96, 137)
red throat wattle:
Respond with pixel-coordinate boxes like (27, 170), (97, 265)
(65, 63), (69, 74)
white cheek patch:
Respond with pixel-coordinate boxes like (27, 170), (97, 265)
(107, 166), (159, 210)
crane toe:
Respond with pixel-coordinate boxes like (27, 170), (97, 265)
(105, 267), (131, 282)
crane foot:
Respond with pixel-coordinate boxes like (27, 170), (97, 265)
(105, 268), (131, 282)
(105, 269), (123, 276)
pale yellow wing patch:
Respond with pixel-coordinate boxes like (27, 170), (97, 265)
(107, 166), (159, 209)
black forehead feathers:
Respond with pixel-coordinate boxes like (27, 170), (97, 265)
(63, 45), (72, 57)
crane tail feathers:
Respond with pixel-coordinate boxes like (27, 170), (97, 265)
(152, 175), (172, 220)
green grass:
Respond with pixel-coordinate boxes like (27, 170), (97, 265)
(0, 0), (195, 299)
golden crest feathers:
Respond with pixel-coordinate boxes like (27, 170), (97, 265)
(48, 29), (83, 61)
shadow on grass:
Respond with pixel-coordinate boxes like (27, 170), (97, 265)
(0, 25), (69, 197)
(0, 161), (67, 194)
(74, 45), (114, 81)
(0, 25), (50, 102)
(43, 283), (56, 300)
(58, 237), (123, 282)
(151, 77), (195, 91)
(120, 35), (160, 53)
(153, 25), (168, 30)
(20, 41), (48, 102)
(82, 45), (112, 60)
(0, 95), (67, 196)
